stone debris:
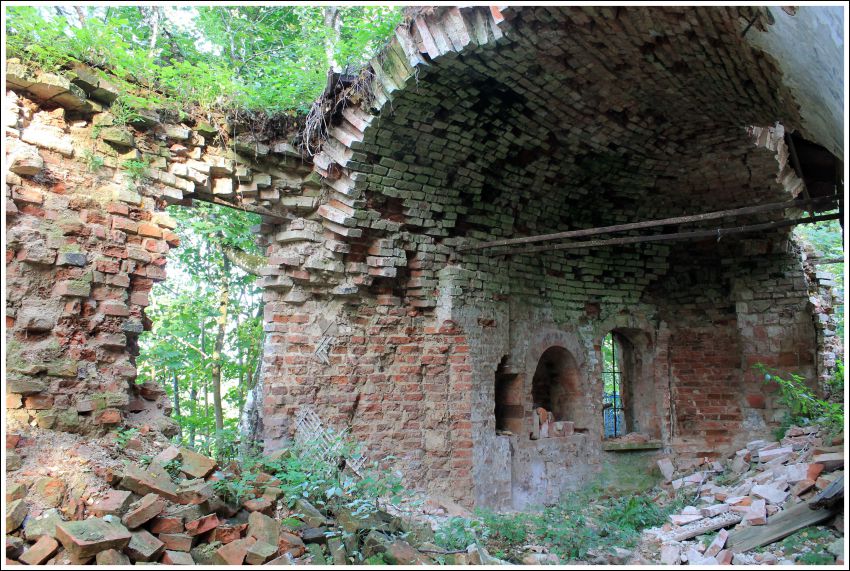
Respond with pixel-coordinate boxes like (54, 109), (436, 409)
(646, 425), (843, 565)
(3, 446), (506, 566)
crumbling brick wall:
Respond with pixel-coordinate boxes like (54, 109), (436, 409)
(5, 5), (842, 509)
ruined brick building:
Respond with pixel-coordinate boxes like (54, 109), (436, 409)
(4, 6), (845, 510)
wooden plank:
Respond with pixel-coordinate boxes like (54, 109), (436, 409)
(494, 213), (841, 256)
(785, 132), (812, 202)
(810, 478), (843, 510)
(670, 512), (744, 542)
(602, 440), (663, 451)
(460, 197), (836, 251)
(725, 501), (837, 553)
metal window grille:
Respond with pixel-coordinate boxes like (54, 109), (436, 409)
(602, 334), (624, 438)
(294, 406), (367, 476)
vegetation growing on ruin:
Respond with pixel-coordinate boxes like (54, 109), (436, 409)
(755, 362), (845, 440)
(796, 218), (844, 340)
(5, 6), (403, 116)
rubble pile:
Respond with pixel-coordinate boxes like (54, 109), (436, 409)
(5, 444), (505, 566)
(647, 426), (844, 565)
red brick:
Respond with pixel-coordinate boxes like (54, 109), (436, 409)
(213, 537), (256, 565)
(137, 222), (163, 238)
(24, 395), (55, 410)
(107, 202), (130, 215)
(158, 533), (194, 552)
(112, 217), (138, 233)
(19, 536), (59, 565)
(150, 516), (183, 534)
(185, 514), (219, 537)
(95, 409), (122, 425)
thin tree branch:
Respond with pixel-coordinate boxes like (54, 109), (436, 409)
(167, 333), (211, 359)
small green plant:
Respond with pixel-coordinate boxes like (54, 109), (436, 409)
(797, 551), (835, 565)
(754, 364), (844, 437)
(363, 552), (390, 565)
(139, 454), (153, 467)
(114, 427), (139, 447)
(109, 97), (146, 128)
(82, 149), (105, 172)
(161, 458), (183, 481)
(434, 516), (490, 551)
(212, 474), (257, 505)
(121, 158), (149, 185)
(779, 527), (835, 556)
(605, 494), (668, 531)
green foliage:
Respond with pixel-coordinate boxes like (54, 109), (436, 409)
(262, 431), (410, 519)
(363, 553), (390, 565)
(212, 472), (257, 505)
(795, 217), (845, 342)
(109, 97), (148, 127)
(121, 158), (149, 184)
(755, 364), (844, 437)
(81, 149), (104, 173)
(779, 527), (835, 555)
(6, 6), (404, 117)
(138, 203), (263, 462)
(435, 488), (683, 563)
(161, 458), (183, 481)
(603, 493), (673, 532)
(114, 427), (139, 447)
(435, 517), (491, 551)
(797, 551), (835, 565)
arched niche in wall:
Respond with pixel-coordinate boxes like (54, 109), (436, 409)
(530, 346), (587, 430)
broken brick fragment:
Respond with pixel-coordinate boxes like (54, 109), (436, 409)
(55, 517), (132, 560)
(19, 536), (59, 565)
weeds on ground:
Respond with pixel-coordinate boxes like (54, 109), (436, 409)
(779, 527), (835, 556)
(434, 486), (688, 563)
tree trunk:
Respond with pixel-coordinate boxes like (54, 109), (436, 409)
(172, 371), (182, 440)
(148, 7), (161, 57)
(211, 252), (230, 444)
(324, 6), (341, 72)
(238, 339), (265, 458)
(188, 384), (197, 448)
(74, 7), (86, 27)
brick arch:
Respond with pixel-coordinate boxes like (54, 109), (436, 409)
(6, 5), (842, 510)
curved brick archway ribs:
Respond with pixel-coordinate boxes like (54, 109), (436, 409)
(4, 6), (843, 509)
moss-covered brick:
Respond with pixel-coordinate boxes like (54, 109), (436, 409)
(100, 127), (135, 147)
(55, 280), (91, 297)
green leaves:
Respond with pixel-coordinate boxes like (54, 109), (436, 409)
(137, 203), (263, 460)
(6, 5), (403, 116)
(755, 363), (845, 437)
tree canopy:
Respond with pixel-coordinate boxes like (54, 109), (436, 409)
(5, 5), (403, 116)
(136, 203), (264, 459)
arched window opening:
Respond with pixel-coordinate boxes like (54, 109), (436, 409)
(602, 332), (626, 438)
(600, 329), (661, 443)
